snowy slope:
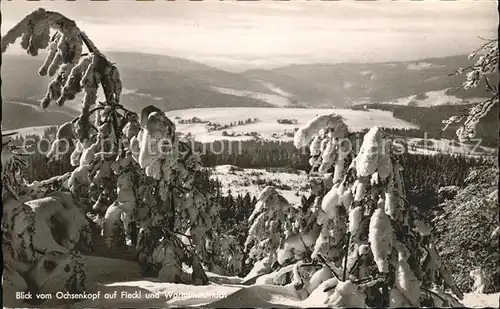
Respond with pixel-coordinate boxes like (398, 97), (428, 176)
(167, 107), (417, 143)
(5, 107), (415, 142)
(462, 292), (500, 308)
(210, 86), (292, 107)
(406, 137), (498, 158)
(4, 255), (498, 308)
(3, 125), (56, 137)
(210, 165), (309, 206)
(386, 88), (485, 107)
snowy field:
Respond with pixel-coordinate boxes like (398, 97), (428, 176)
(385, 88), (485, 107)
(3, 125), (56, 137)
(5, 126), (497, 161)
(166, 107), (418, 143)
(4, 255), (498, 308)
(406, 137), (498, 157)
(3, 107), (416, 142)
(210, 85), (292, 107)
(210, 165), (310, 205)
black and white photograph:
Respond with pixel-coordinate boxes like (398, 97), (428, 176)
(1, 0), (499, 308)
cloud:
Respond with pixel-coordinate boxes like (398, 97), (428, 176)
(1, 1), (497, 71)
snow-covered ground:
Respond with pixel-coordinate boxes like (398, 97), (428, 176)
(256, 79), (294, 98)
(210, 165), (309, 206)
(5, 107), (416, 143)
(6, 125), (496, 161)
(387, 88), (485, 107)
(210, 86), (292, 107)
(406, 137), (497, 157)
(462, 292), (500, 308)
(3, 125), (56, 137)
(5, 100), (80, 118)
(167, 107), (417, 143)
(5, 255), (498, 308)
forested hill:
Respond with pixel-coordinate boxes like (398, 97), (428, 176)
(360, 103), (499, 147)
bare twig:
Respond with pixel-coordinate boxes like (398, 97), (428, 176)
(477, 36), (496, 42)
(317, 254), (341, 281)
(343, 232), (351, 281)
(484, 77), (498, 95)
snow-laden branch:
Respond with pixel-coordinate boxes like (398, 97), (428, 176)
(443, 39), (499, 142)
(245, 117), (465, 307)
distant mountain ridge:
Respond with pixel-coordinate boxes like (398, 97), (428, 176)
(243, 55), (496, 107)
(2, 52), (496, 130)
(1, 53), (277, 115)
(2, 100), (75, 131)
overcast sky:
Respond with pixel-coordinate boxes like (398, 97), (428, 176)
(2, 1), (497, 71)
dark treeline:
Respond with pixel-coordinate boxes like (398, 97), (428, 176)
(198, 139), (311, 171)
(9, 126), (74, 181)
(10, 126), (490, 274)
(206, 117), (260, 132)
(12, 127), (489, 219)
(13, 127), (489, 190)
(191, 167), (255, 275)
(397, 153), (483, 215)
(195, 151), (488, 275)
(361, 103), (499, 147)
(197, 131), (384, 170)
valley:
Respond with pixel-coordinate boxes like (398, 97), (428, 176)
(1, 24), (498, 309)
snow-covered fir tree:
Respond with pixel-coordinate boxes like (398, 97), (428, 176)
(244, 113), (466, 307)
